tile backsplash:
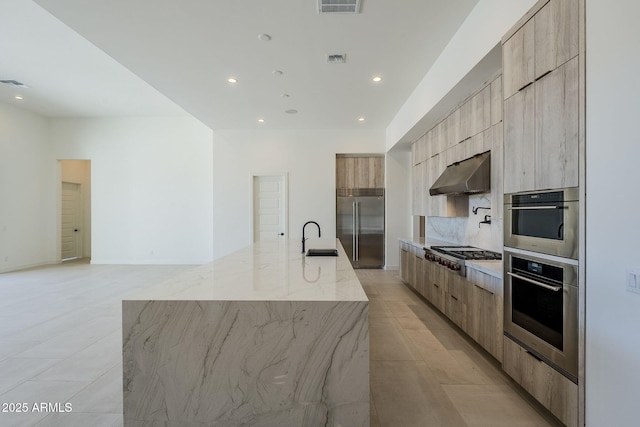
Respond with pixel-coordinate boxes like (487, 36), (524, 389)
(426, 194), (503, 252)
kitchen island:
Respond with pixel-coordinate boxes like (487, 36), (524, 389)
(122, 239), (369, 426)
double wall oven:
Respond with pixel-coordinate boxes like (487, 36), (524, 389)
(504, 187), (579, 383)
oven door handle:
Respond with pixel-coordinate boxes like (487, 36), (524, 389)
(507, 272), (562, 292)
(507, 206), (568, 210)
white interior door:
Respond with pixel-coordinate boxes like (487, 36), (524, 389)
(61, 182), (82, 260)
(253, 175), (287, 242)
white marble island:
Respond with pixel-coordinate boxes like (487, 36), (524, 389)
(122, 239), (369, 426)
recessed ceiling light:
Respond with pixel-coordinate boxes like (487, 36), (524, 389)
(358, 117), (365, 122)
(258, 118), (265, 123)
(227, 77), (238, 84)
(272, 70), (283, 76)
(372, 75), (383, 83)
(15, 95), (23, 100)
(258, 33), (272, 41)
(285, 109), (298, 114)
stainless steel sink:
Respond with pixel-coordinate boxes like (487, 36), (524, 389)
(306, 249), (338, 257)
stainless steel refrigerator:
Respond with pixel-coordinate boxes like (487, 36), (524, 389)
(336, 188), (385, 268)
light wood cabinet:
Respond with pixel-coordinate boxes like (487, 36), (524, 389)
(502, 0), (580, 193)
(503, 0), (579, 101)
(503, 17), (535, 100)
(504, 56), (579, 193)
(490, 76), (503, 125)
(534, 0), (579, 80)
(445, 274), (468, 331)
(469, 85), (492, 137)
(503, 336), (578, 427)
(466, 269), (503, 362)
(413, 251), (425, 295)
(503, 84), (535, 193)
(411, 164), (420, 216)
(425, 262), (446, 313)
(407, 245), (416, 289)
(400, 242), (410, 284)
(335, 154), (384, 189)
(399, 243), (504, 364)
(410, 73), (502, 218)
(534, 57), (579, 189)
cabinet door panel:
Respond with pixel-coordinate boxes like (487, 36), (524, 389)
(371, 156), (385, 188)
(400, 245), (409, 283)
(490, 76), (503, 125)
(504, 84), (535, 193)
(534, 57), (579, 190)
(503, 18), (535, 100)
(411, 165), (420, 216)
(470, 85), (492, 136)
(534, 0), (579, 79)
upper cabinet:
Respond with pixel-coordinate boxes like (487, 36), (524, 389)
(534, 0), (579, 79)
(503, 18), (534, 100)
(503, 0), (579, 101)
(410, 75), (502, 217)
(502, 0), (580, 193)
(336, 154), (384, 189)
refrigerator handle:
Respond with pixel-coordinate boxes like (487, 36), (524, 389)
(352, 201), (357, 262)
(355, 201), (359, 261)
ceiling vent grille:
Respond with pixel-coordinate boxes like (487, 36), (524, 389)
(318, 0), (361, 13)
(0, 79), (29, 88)
(327, 54), (347, 64)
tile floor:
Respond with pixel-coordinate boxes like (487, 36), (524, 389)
(358, 269), (562, 427)
(0, 261), (561, 426)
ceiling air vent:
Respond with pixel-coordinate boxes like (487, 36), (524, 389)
(318, 0), (361, 14)
(0, 79), (29, 88)
(327, 54), (346, 64)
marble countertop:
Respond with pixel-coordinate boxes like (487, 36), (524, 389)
(399, 237), (453, 249)
(125, 238), (368, 302)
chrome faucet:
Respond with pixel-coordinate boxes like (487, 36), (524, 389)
(302, 221), (321, 254)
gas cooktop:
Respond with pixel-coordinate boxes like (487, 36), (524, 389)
(431, 246), (502, 261)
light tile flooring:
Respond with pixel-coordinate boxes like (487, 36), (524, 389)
(0, 261), (560, 426)
(358, 269), (562, 427)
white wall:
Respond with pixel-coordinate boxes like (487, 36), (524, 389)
(0, 103), (57, 272)
(49, 117), (214, 264)
(212, 129), (386, 260)
(385, 149), (411, 269)
(386, 0), (537, 149)
(585, 1), (640, 425)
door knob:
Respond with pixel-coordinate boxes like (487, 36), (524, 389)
(279, 233), (284, 236)
(74, 229), (78, 232)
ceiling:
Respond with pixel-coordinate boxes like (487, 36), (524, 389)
(0, 0), (186, 117)
(3, 0), (480, 131)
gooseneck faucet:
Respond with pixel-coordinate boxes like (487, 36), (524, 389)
(302, 221), (321, 254)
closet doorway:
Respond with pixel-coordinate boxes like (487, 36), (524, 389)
(60, 160), (91, 262)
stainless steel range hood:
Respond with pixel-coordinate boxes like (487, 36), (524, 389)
(429, 151), (491, 196)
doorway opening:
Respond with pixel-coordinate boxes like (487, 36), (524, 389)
(60, 160), (91, 262)
(251, 174), (288, 242)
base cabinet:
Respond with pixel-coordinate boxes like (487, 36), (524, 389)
(503, 336), (578, 427)
(445, 274), (468, 331)
(467, 269), (503, 363)
(400, 242), (410, 284)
